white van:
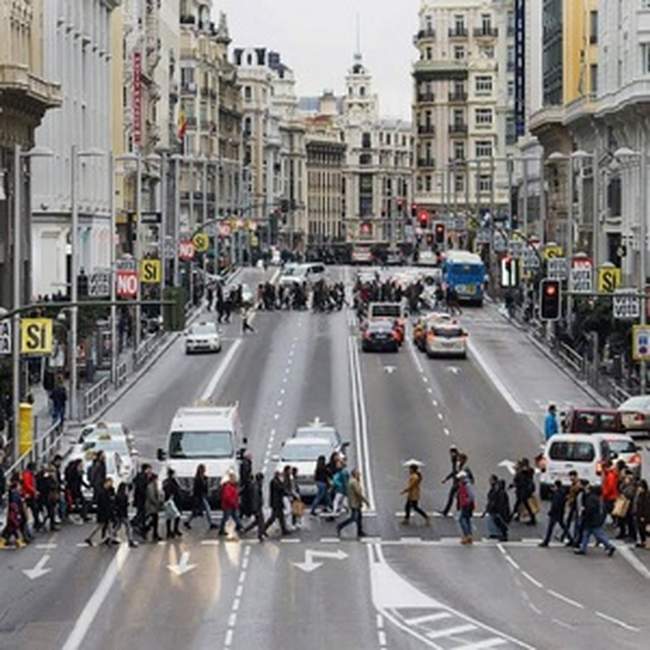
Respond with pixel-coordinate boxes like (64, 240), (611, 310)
(157, 405), (245, 508)
(278, 263), (326, 287)
(539, 433), (635, 498)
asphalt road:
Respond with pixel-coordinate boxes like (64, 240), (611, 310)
(2, 265), (650, 650)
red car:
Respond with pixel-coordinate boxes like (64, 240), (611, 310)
(562, 407), (625, 434)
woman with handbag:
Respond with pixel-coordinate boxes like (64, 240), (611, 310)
(616, 472), (637, 541)
(163, 468), (182, 539)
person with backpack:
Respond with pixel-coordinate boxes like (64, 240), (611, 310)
(457, 471), (475, 545)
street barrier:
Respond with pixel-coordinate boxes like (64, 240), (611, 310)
(116, 360), (128, 387)
(133, 333), (160, 369)
(82, 376), (110, 419)
(7, 419), (64, 476)
(557, 342), (584, 377)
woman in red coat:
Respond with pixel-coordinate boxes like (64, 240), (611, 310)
(219, 471), (242, 536)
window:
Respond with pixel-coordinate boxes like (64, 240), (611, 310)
(642, 44), (650, 74)
(590, 63), (598, 95)
(454, 14), (465, 32)
(360, 86), (366, 97)
(483, 45), (495, 59)
(425, 175), (432, 192)
(454, 45), (465, 60)
(481, 14), (492, 32)
(244, 85), (252, 100)
(454, 174), (464, 192)
(479, 174), (493, 192)
(507, 44), (515, 69)
(426, 47), (432, 60)
(348, 86), (353, 96)
(181, 67), (194, 86)
(590, 10), (598, 43)
(475, 75), (493, 94)
(507, 79), (515, 99)
(476, 108), (493, 127)
(454, 141), (465, 160)
(386, 133), (392, 145)
(475, 141), (493, 158)
(453, 108), (464, 125)
(362, 132), (371, 148)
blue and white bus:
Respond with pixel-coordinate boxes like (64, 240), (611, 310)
(443, 250), (486, 306)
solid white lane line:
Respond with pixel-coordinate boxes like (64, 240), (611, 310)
(521, 571), (543, 589)
(595, 611), (640, 632)
(427, 623), (476, 639)
(453, 639), (508, 649)
(200, 339), (242, 401)
(546, 589), (583, 609)
(618, 545), (650, 580)
(61, 545), (130, 650)
(504, 555), (520, 571)
(405, 612), (452, 626)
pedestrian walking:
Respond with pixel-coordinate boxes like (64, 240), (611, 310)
(263, 470), (291, 537)
(290, 467), (304, 529)
(21, 462), (41, 531)
(51, 380), (67, 425)
(85, 478), (116, 546)
(310, 455), (332, 515)
(132, 464), (151, 534)
(510, 458), (537, 526)
(440, 446), (460, 516)
(143, 472), (162, 542)
(331, 458), (350, 515)
(241, 304), (255, 334)
(336, 469), (369, 539)
(113, 482), (137, 547)
(575, 485), (616, 557)
(634, 479), (650, 549)
(539, 480), (572, 547)
(484, 475), (509, 541)
(184, 464), (218, 530)
(544, 404), (559, 441)
(239, 451), (254, 519)
(0, 477), (26, 548)
(457, 471), (476, 544)
(162, 468), (182, 539)
(401, 464), (430, 526)
(219, 471), (242, 537)
(615, 471), (637, 541)
(564, 471), (582, 546)
(242, 473), (266, 541)
(601, 459), (619, 518)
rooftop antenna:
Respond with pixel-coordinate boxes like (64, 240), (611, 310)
(354, 13), (362, 63)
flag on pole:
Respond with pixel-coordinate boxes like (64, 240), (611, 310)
(177, 110), (188, 142)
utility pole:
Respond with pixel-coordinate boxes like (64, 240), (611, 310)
(12, 144), (21, 462)
(109, 153), (117, 385)
(640, 126), (648, 394)
(70, 144), (79, 421)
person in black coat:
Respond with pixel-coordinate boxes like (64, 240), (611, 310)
(242, 472), (266, 541)
(65, 458), (90, 522)
(162, 468), (182, 539)
(132, 464), (151, 533)
(484, 475), (509, 541)
(539, 480), (572, 547)
(263, 471), (290, 536)
(85, 478), (116, 546)
(510, 458), (536, 525)
(184, 464), (217, 530)
(239, 452), (254, 519)
(113, 482), (137, 547)
(575, 485), (616, 556)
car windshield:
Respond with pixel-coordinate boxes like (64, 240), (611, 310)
(549, 441), (595, 462)
(169, 431), (234, 459)
(607, 440), (637, 455)
(371, 305), (401, 318)
(83, 439), (129, 455)
(281, 443), (332, 461)
(191, 324), (217, 335)
(283, 267), (305, 278)
(295, 428), (339, 444)
(433, 327), (464, 338)
(622, 396), (650, 411)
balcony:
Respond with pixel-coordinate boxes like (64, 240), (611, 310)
(413, 59), (468, 81)
(416, 91), (435, 103)
(448, 27), (468, 38)
(413, 28), (436, 44)
(417, 124), (435, 135)
(448, 123), (468, 136)
(181, 81), (197, 95)
(180, 14), (196, 26)
(474, 27), (498, 38)
(417, 158), (436, 169)
(448, 90), (467, 103)
(200, 86), (210, 97)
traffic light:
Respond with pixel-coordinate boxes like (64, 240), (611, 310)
(411, 203), (417, 218)
(434, 222), (446, 245)
(77, 272), (89, 299)
(540, 279), (561, 321)
(418, 211), (429, 228)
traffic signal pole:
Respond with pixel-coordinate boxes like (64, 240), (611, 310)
(640, 126), (648, 394)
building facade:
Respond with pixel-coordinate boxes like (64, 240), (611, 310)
(412, 0), (515, 222)
(31, 0), (119, 299)
(0, 0), (61, 308)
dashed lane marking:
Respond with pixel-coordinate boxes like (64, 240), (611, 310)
(521, 571), (543, 589)
(546, 589), (583, 609)
(595, 611), (640, 632)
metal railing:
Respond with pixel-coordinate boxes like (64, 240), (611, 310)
(7, 419), (64, 477)
(116, 360), (128, 388)
(556, 342), (585, 376)
(133, 333), (160, 370)
(82, 376), (111, 419)
(609, 383), (632, 406)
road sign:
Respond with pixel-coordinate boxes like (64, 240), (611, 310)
(140, 259), (161, 284)
(501, 256), (519, 288)
(547, 258), (568, 281)
(192, 232), (209, 253)
(570, 266), (593, 293)
(544, 245), (563, 260)
(613, 291), (641, 320)
(88, 270), (111, 298)
(0, 320), (10, 354)
(522, 248), (540, 271)
(633, 325), (650, 361)
(179, 240), (195, 261)
(20, 318), (53, 355)
(597, 266), (622, 294)
(116, 269), (138, 298)
(115, 257), (137, 272)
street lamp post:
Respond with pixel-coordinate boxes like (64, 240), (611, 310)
(171, 154), (182, 287)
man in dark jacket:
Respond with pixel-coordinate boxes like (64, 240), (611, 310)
(242, 473), (266, 541)
(239, 451), (254, 519)
(132, 464), (151, 533)
(539, 480), (572, 547)
(575, 485), (616, 556)
(85, 478), (116, 546)
(440, 446), (460, 516)
(263, 470), (290, 537)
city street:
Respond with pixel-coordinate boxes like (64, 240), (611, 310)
(2, 267), (649, 650)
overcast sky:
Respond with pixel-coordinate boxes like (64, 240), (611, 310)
(215, 0), (421, 120)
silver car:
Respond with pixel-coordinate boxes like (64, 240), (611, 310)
(185, 321), (222, 354)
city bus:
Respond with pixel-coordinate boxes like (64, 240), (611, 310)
(442, 250), (486, 306)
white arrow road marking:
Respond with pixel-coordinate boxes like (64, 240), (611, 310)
(167, 551), (197, 576)
(23, 554), (52, 580)
(384, 366), (397, 374)
(446, 366), (461, 375)
(293, 548), (348, 573)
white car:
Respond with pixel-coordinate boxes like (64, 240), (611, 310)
(185, 321), (222, 354)
(425, 323), (468, 358)
(273, 437), (339, 499)
(78, 421), (132, 444)
(292, 419), (350, 456)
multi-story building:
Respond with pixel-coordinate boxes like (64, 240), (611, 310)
(412, 0), (515, 222)
(304, 113), (346, 244)
(529, 0), (599, 250)
(0, 0), (61, 308)
(30, 0), (119, 299)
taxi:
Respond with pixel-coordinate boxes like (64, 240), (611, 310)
(412, 312), (455, 351)
(425, 322), (468, 359)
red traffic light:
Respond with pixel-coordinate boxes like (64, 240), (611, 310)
(418, 210), (430, 227)
(434, 222), (446, 244)
(540, 279), (561, 320)
(544, 284), (557, 297)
